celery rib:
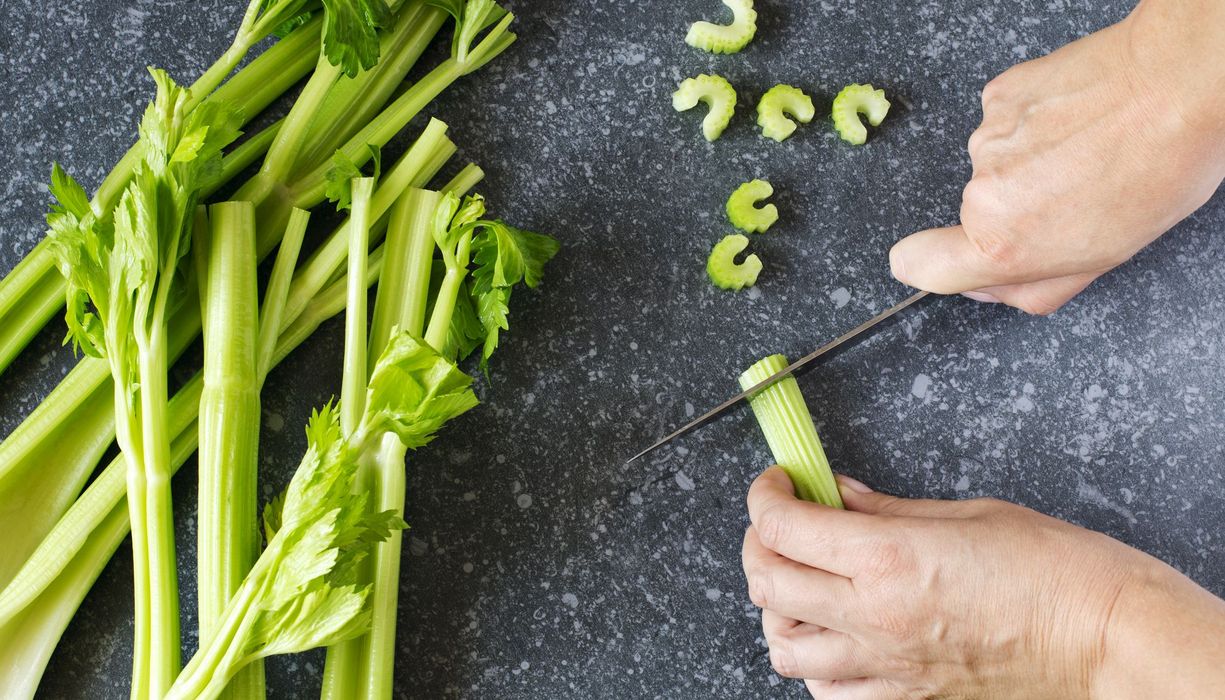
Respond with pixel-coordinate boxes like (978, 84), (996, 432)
(196, 202), (264, 700)
(739, 355), (843, 507)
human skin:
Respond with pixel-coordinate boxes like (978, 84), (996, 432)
(742, 468), (1225, 699)
(888, 0), (1225, 314)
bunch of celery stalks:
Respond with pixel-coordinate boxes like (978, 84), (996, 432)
(0, 0), (560, 698)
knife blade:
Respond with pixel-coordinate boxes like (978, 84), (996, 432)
(625, 290), (931, 464)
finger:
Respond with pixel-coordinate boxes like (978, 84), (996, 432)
(747, 467), (893, 577)
(890, 225), (1032, 294)
(743, 526), (859, 629)
(762, 608), (802, 638)
(835, 475), (977, 519)
(965, 271), (1099, 316)
(767, 626), (880, 681)
(805, 678), (899, 700)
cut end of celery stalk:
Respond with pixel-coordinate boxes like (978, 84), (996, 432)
(739, 355), (844, 508)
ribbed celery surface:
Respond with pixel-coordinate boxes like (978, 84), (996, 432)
(739, 355), (844, 508)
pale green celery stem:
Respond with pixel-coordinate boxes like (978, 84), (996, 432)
(282, 118), (453, 326)
(367, 188), (441, 365)
(355, 435), (407, 700)
(213, 118), (284, 196)
(0, 302), (200, 590)
(289, 17), (515, 205)
(322, 177), (376, 700)
(257, 209), (310, 380)
(341, 178), (375, 431)
(197, 202), (264, 700)
(738, 356), (844, 508)
(298, 4), (446, 171)
(424, 232), (471, 352)
(0, 147), (470, 646)
(256, 56), (343, 187)
(0, 15), (321, 379)
(352, 187), (441, 700)
(134, 331), (181, 697)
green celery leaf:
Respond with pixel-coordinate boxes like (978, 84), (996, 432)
(320, 0), (393, 77)
(324, 145), (381, 211)
(48, 163), (92, 218)
(363, 330), (479, 448)
(467, 221), (559, 364)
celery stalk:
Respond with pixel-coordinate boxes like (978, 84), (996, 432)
(739, 355), (844, 508)
(196, 202), (264, 700)
(0, 13), (321, 379)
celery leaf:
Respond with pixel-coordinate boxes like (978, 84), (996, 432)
(320, 0), (392, 77)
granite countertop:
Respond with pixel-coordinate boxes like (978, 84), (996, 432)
(1, 0), (1222, 697)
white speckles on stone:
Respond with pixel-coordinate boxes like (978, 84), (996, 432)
(516, 493), (534, 509)
(462, 562), (474, 573)
(829, 287), (851, 309)
(684, 401), (695, 417)
(705, 587), (722, 601)
(561, 593), (579, 609)
(1014, 395), (1035, 413)
(911, 373), (932, 399)
(954, 475), (970, 491)
(674, 471), (696, 491)
(264, 411), (284, 432)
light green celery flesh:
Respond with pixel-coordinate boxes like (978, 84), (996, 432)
(353, 187), (440, 699)
(0, 16), (321, 380)
(298, 4), (446, 172)
(321, 175), (376, 699)
(252, 56), (343, 188)
(197, 202), (264, 700)
(739, 355), (843, 508)
(214, 118), (284, 194)
(282, 118), (452, 326)
(257, 209), (310, 380)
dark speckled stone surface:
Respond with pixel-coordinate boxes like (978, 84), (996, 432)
(1, 0), (1222, 698)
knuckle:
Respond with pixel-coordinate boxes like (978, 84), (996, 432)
(981, 74), (1011, 109)
(863, 538), (911, 579)
(747, 567), (776, 609)
(969, 229), (1024, 271)
(769, 638), (801, 678)
(755, 502), (793, 551)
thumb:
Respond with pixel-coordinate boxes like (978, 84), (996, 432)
(835, 475), (967, 518)
(890, 225), (1028, 294)
(965, 272), (1100, 316)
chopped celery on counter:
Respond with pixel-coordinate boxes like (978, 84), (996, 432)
(673, 74), (738, 142)
(707, 234), (762, 291)
(686, 0), (757, 54)
(757, 84), (815, 142)
(739, 354), (844, 508)
(832, 83), (891, 145)
(726, 179), (778, 233)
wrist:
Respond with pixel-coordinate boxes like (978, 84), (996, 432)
(1091, 560), (1225, 700)
(1124, 0), (1225, 140)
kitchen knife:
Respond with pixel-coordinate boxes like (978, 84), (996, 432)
(626, 290), (931, 464)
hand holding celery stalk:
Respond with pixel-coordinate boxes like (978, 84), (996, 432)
(740, 355), (843, 508)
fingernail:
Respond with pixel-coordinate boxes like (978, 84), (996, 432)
(888, 249), (909, 285)
(962, 291), (1001, 303)
(836, 474), (873, 493)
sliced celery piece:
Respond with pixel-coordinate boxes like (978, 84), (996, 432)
(726, 179), (778, 234)
(707, 234), (761, 291)
(757, 84), (815, 142)
(673, 74), (737, 142)
(832, 83), (890, 145)
(685, 0), (757, 55)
